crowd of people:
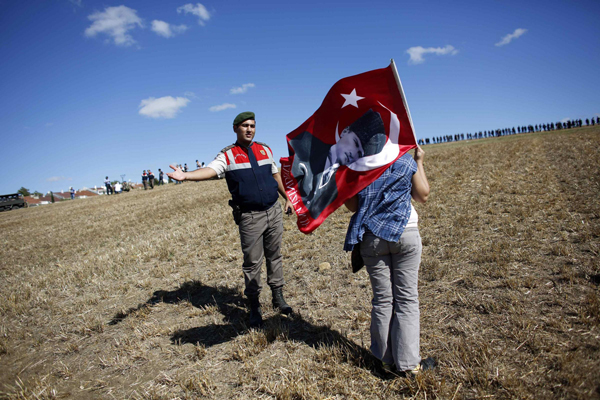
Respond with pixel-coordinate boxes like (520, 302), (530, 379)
(418, 116), (600, 145)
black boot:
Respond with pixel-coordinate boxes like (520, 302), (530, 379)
(271, 287), (293, 315)
(248, 296), (263, 328)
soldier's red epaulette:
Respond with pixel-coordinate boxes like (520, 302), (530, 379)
(220, 144), (236, 153)
(254, 141), (270, 149)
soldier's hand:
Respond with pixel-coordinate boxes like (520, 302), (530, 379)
(284, 200), (294, 216)
(167, 164), (186, 182)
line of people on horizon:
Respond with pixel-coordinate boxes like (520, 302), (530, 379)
(418, 116), (600, 145)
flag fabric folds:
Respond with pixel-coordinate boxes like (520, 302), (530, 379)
(280, 61), (418, 233)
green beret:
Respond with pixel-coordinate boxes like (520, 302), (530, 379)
(233, 111), (255, 126)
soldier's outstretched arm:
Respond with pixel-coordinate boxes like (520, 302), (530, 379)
(167, 164), (217, 182)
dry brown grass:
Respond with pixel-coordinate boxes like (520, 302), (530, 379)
(1, 127), (599, 399)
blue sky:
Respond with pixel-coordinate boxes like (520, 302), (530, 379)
(1, 0), (599, 195)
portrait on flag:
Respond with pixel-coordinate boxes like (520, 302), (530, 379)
(281, 62), (418, 233)
(289, 109), (388, 220)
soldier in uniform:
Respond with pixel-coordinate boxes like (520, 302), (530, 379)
(142, 170), (148, 190)
(148, 170), (155, 189)
(168, 112), (294, 327)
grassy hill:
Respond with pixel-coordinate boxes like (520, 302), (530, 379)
(1, 127), (599, 399)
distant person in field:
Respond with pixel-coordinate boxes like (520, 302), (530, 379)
(158, 169), (164, 185)
(70, 187), (75, 200)
(196, 159), (201, 169)
(142, 170), (148, 190)
(105, 176), (113, 195)
(148, 170), (155, 189)
(344, 145), (433, 377)
(114, 181), (122, 194)
(167, 111), (295, 328)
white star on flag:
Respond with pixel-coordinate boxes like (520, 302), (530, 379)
(340, 88), (365, 108)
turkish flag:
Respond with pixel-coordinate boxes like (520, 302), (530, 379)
(280, 61), (417, 233)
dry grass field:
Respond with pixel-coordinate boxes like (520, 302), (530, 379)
(1, 127), (599, 399)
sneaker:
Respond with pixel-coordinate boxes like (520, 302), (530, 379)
(407, 357), (436, 376)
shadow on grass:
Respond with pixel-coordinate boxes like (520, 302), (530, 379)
(109, 280), (246, 326)
(110, 280), (381, 373)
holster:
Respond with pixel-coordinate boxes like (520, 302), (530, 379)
(229, 200), (242, 225)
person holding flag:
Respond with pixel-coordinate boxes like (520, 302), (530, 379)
(344, 144), (432, 376)
(167, 112), (294, 328)
(281, 60), (434, 375)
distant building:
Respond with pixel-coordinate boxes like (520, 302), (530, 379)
(24, 189), (99, 206)
(23, 195), (52, 206)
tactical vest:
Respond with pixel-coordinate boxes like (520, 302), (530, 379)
(221, 142), (279, 212)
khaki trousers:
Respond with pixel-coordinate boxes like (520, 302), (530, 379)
(239, 202), (285, 297)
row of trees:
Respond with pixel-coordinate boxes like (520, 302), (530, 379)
(17, 187), (43, 197)
(16, 187), (55, 203)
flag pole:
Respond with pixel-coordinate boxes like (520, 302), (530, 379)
(390, 59), (417, 142)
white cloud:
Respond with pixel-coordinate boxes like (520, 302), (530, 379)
(85, 6), (143, 46)
(151, 20), (188, 38)
(406, 45), (458, 65)
(47, 176), (72, 182)
(184, 91), (197, 98)
(139, 96), (190, 119)
(495, 28), (528, 47)
(230, 83), (255, 95)
(177, 3), (211, 25)
(560, 117), (571, 123)
(209, 103), (236, 112)
(69, 0), (82, 7)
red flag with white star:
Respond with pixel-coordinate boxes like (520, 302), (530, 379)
(280, 61), (417, 233)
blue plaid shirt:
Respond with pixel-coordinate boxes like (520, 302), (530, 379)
(344, 153), (417, 251)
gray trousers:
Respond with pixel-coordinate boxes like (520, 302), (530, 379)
(361, 227), (422, 370)
(239, 202), (285, 298)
